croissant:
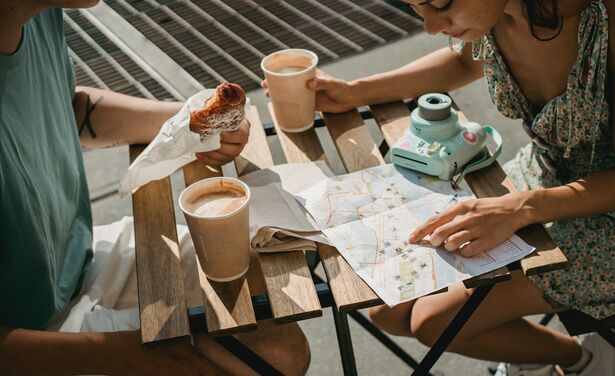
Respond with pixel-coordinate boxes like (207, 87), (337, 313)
(190, 83), (246, 137)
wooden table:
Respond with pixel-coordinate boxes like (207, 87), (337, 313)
(129, 99), (568, 375)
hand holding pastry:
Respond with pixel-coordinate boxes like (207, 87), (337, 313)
(189, 82), (250, 166)
(195, 118), (250, 166)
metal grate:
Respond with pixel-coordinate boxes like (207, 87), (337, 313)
(64, 9), (179, 100)
(65, 0), (422, 96)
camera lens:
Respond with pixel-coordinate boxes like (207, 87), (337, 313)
(426, 96), (442, 105)
(417, 93), (452, 121)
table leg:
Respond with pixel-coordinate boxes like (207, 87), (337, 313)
(411, 284), (494, 376)
(349, 310), (436, 373)
(332, 305), (359, 376)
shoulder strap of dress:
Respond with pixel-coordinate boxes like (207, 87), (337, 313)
(576, 1), (609, 98)
(575, 1), (609, 162)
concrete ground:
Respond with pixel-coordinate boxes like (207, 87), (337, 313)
(84, 31), (550, 376)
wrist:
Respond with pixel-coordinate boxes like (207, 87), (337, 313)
(347, 79), (364, 108)
(512, 190), (542, 227)
(349, 72), (407, 107)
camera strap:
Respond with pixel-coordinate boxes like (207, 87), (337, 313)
(452, 125), (503, 186)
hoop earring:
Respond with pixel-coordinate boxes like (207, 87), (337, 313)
(448, 37), (465, 53)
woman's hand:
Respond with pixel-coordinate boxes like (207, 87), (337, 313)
(107, 331), (221, 376)
(261, 70), (358, 113)
(408, 192), (533, 257)
(195, 118), (250, 166)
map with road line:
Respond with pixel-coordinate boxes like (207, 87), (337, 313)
(296, 164), (534, 306)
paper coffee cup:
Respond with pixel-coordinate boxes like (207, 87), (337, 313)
(261, 49), (318, 133)
(179, 177), (251, 282)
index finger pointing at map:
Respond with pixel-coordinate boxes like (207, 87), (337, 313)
(409, 210), (457, 243)
(408, 226), (429, 243)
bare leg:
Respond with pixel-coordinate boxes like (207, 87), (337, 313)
(368, 301), (416, 337)
(410, 271), (580, 366)
(195, 319), (310, 376)
(367, 290), (457, 337)
(195, 250), (311, 375)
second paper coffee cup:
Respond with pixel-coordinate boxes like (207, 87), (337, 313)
(179, 177), (251, 282)
(261, 49), (318, 133)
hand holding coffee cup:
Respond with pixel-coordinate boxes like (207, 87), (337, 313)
(261, 49), (318, 133)
(262, 69), (358, 114)
(179, 177), (251, 282)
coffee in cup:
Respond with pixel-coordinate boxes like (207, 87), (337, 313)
(179, 177), (251, 282)
(261, 49), (318, 133)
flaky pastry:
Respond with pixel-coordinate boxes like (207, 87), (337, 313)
(189, 82), (246, 137)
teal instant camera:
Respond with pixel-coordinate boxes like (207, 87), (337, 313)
(391, 93), (502, 185)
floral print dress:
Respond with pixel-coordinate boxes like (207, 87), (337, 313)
(474, 0), (615, 319)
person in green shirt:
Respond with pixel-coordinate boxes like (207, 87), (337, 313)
(0, 1), (309, 374)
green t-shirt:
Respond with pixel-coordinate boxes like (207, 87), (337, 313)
(0, 9), (93, 329)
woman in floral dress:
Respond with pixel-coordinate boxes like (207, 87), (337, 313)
(263, 0), (615, 374)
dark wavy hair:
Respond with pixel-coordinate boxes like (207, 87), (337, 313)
(522, 0), (563, 41)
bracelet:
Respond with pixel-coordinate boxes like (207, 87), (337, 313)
(78, 94), (102, 139)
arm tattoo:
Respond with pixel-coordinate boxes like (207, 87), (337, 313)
(78, 94), (102, 139)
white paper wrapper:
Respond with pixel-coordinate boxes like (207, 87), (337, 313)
(118, 89), (248, 196)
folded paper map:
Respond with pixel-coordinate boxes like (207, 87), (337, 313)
(241, 161), (333, 252)
(296, 164), (535, 306)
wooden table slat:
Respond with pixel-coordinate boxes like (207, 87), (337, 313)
(130, 145), (191, 347)
(247, 105), (322, 323)
(268, 103), (327, 163)
(368, 102), (411, 147)
(196, 261), (257, 336)
(183, 159), (256, 335)
(269, 105), (380, 311)
(318, 245), (381, 311)
(236, 106), (275, 175)
(322, 110), (386, 172)
(258, 252), (324, 323)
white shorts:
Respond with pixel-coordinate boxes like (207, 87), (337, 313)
(47, 217), (201, 333)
